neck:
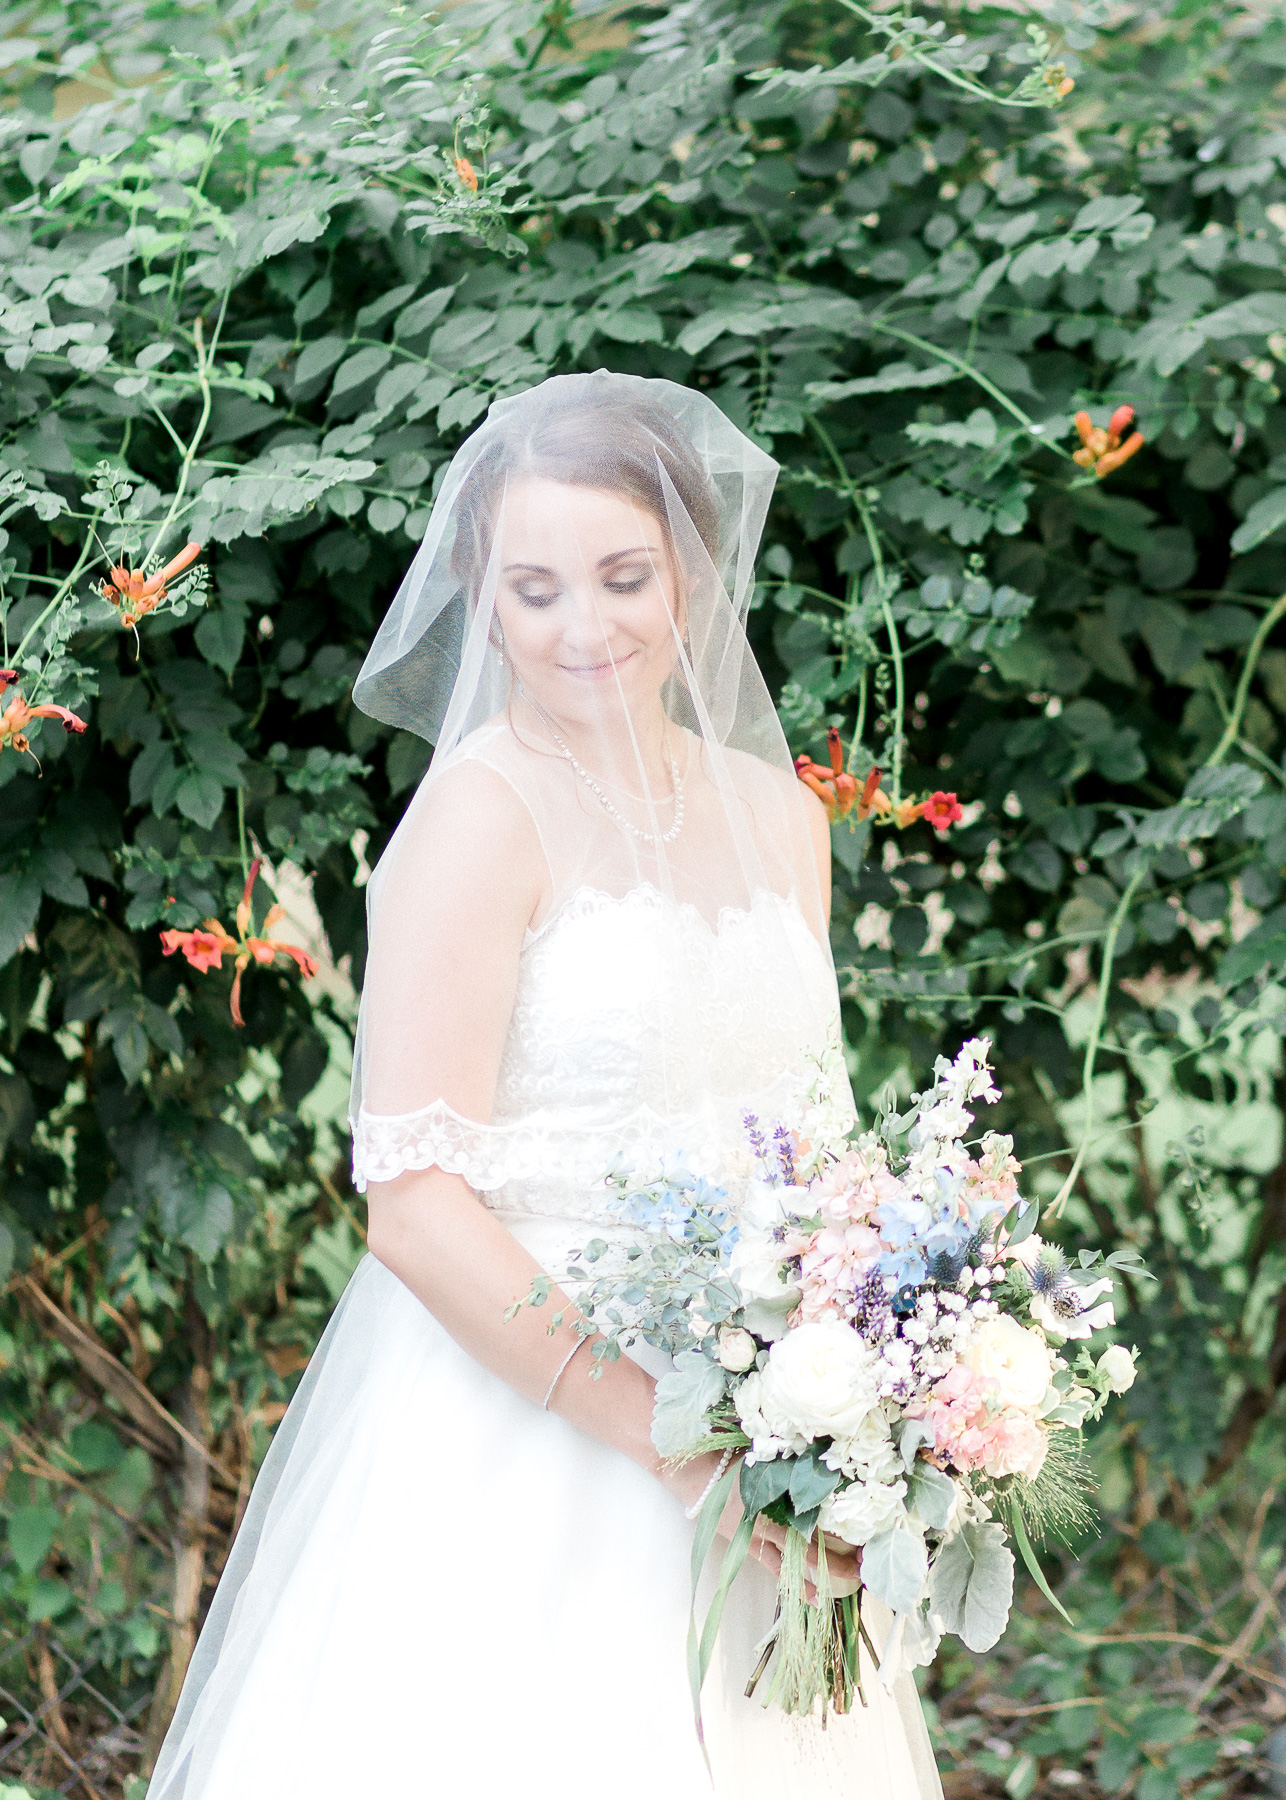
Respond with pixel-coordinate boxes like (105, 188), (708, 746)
(518, 691), (673, 793)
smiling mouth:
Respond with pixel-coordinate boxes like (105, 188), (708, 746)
(558, 650), (637, 680)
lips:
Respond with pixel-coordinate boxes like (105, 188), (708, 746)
(557, 649), (638, 680)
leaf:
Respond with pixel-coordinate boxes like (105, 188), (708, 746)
(1218, 904), (1286, 986)
(330, 345), (392, 397)
(596, 307), (665, 344)
(809, 362), (960, 401)
(194, 603), (247, 674)
(898, 1418), (936, 1472)
(163, 1183), (235, 1263)
(1008, 1507), (1072, 1626)
(906, 1463), (957, 1530)
(175, 771), (227, 830)
(8, 1504), (59, 1575)
(740, 1453), (795, 1516)
(788, 1447), (842, 1513)
(1073, 194), (1145, 233)
(905, 407), (997, 448)
(861, 1522), (930, 1614)
(293, 335), (348, 386)
(1230, 487), (1286, 555)
(0, 871), (42, 970)
(929, 1521), (1015, 1650)
(1135, 763), (1264, 847)
(393, 286), (455, 338)
(651, 1350), (725, 1457)
(299, 1218), (364, 1302)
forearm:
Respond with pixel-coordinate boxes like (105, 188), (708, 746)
(365, 1166), (666, 1480)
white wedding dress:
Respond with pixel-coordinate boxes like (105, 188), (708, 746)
(149, 878), (942, 1800)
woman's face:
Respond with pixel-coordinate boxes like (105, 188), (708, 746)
(491, 476), (680, 727)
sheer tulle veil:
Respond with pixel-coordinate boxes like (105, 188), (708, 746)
(145, 373), (945, 1800)
(348, 370), (844, 1170)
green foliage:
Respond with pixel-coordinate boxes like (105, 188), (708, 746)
(0, 0), (1283, 1790)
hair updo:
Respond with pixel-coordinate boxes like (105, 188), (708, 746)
(450, 376), (722, 601)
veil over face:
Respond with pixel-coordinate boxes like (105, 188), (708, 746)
(349, 371), (846, 1180)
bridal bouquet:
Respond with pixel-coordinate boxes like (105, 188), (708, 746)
(518, 1040), (1148, 1721)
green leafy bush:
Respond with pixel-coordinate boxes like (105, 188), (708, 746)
(0, 0), (1283, 1791)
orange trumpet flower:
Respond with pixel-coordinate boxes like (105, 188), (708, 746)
(454, 156), (478, 192)
(921, 791), (964, 833)
(161, 858), (319, 1026)
(795, 728), (860, 820)
(0, 675), (88, 760)
(102, 541), (202, 628)
(1072, 406), (1144, 479)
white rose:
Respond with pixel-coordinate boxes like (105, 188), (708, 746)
(717, 1326), (758, 1373)
(1096, 1343), (1137, 1393)
(965, 1314), (1054, 1410)
(755, 1320), (881, 1444)
(819, 1476), (908, 1547)
(728, 1230), (800, 1341)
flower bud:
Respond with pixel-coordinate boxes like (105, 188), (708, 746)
(717, 1326), (759, 1372)
(1096, 1344), (1136, 1394)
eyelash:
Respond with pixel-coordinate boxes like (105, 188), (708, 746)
(514, 572), (651, 606)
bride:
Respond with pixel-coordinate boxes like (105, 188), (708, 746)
(147, 372), (942, 1799)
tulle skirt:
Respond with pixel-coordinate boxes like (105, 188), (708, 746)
(148, 1228), (942, 1800)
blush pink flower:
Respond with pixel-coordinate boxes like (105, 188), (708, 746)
(795, 1222), (883, 1323)
(960, 1132), (1022, 1211)
(910, 1363), (1049, 1480)
(815, 1148), (901, 1225)
(977, 1410), (1048, 1480)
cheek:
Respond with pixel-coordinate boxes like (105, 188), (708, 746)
(495, 599), (556, 662)
(633, 585), (681, 654)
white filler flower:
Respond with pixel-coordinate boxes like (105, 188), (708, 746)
(820, 1476), (909, 1547)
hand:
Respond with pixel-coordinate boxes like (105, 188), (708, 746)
(663, 1450), (861, 1602)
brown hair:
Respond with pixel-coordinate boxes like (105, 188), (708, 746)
(450, 378), (721, 601)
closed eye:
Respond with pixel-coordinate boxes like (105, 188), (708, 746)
(513, 581), (561, 606)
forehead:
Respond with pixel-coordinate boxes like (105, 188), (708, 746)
(500, 476), (662, 561)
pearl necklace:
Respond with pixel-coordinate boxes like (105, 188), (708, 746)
(529, 703), (686, 846)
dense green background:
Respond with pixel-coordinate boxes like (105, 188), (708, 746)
(0, 0), (1284, 1794)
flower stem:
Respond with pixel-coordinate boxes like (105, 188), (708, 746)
(12, 522), (103, 686)
(1207, 589), (1286, 767)
(1048, 865), (1145, 1217)
(237, 787), (249, 884)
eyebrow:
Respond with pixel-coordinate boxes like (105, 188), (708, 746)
(503, 545), (661, 575)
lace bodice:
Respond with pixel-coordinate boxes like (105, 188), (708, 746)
(351, 884), (853, 1223)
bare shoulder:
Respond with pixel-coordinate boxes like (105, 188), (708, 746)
(700, 737), (832, 901)
(384, 748), (546, 927)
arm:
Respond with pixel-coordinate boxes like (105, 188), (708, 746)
(362, 763), (855, 1579)
(360, 760), (682, 1491)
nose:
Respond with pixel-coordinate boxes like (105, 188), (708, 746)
(558, 580), (615, 658)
